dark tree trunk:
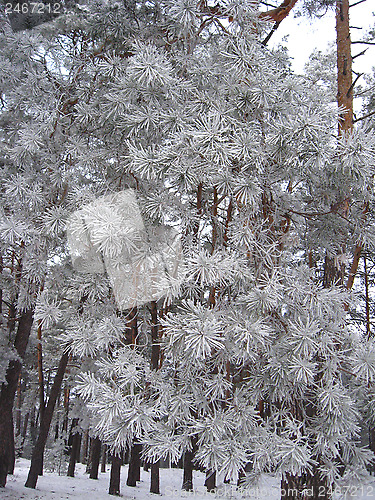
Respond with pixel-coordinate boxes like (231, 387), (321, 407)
(109, 454), (122, 496)
(204, 470), (216, 492)
(369, 427), (375, 475)
(126, 442), (141, 487)
(25, 352), (69, 489)
(182, 449), (194, 491)
(7, 415), (15, 475)
(89, 437), (102, 479)
(20, 411), (30, 452)
(150, 301), (160, 370)
(150, 461), (160, 494)
(81, 430), (89, 464)
(0, 309), (34, 487)
(149, 301), (160, 494)
(67, 419), (81, 478)
(15, 375), (22, 437)
(101, 444), (107, 473)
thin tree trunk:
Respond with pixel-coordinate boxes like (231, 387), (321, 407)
(101, 444), (107, 473)
(149, 301), (160, 494)
(15, 375), (22, 437)
(81, 430), (89, 464)
(89, 437), (101, 479)
(109, 454), (122, 496)
(21, 411), (29, 451)
(0, 309), (34, 487)
(126, 442), (141, 487)
(25, 352), (69, 489)
(36, 320), (45, 425)
(62, 385), (70, 434)
(67, 419), (80, 478)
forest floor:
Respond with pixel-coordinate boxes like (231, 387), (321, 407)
(1, 459), (375, 499)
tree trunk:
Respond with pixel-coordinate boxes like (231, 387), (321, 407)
(101, 444), (107, 473)
(109, 454), (122, 496)
(81, 430), (89, 464)
(7, 415), (15, 475)
(36, 321), (45, 426)
(182, 449), (194, 491)
(25, 352), (69, 489)
(150, 301), (160, 370)
(89, 437), (101, 479)
(67, 419), (81, 478)
(336, 0), (353, 133)
(204, 470), (216, 492)
(369, 427), (375, 475)
(150, 461), (160, 494)
(149, 301), (160, 494)
(15, 375), (22, 437)
(126, 442), (141, 487)
(0, 309), (34, 487)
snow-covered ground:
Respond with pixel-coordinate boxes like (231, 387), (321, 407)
(1, 459), (375, 499)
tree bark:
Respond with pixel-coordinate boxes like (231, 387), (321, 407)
(148, 301), (161, 493)
(89, 437), (101, 479)
(204, 470), (216, 492)
(15, 375), (22, 437)
(336, 0), (353, 133)
(0, 309), (34, 487)
(81, 430), (89, 464)
(101, 444), (107, 473)
(25, 352), (69, 489)
(126, 442), (141, 487)
(182, 449), (194, 491)
(150, 301), (160, 370)
(150, 461), (160, 494)
(67, 419), (81, 478)
(109, 454), (122, 496)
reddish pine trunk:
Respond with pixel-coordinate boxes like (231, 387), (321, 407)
(336, 0), (353, 133)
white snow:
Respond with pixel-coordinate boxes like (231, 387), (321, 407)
(1, 459), (375, 500)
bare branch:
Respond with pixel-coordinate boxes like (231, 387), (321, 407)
(353, 109), (375, 123)
(346, 73), (363, 98)
(262, 21), (281, 45)
(349, 0), (368, 7)
(352, 48), (368, 59)
(352, 41), (375, 46)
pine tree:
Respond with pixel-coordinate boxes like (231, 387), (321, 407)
(2, 1), (375, 498)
